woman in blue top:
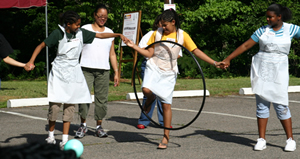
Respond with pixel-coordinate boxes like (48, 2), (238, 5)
(223, 3), (299, 152)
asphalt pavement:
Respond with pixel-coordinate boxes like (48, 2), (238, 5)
(1, 93), (300, 159)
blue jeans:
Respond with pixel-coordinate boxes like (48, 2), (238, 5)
(256, 94), (291, 120)
(138, 59), (164, 126)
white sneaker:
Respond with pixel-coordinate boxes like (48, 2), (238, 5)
(254, 138), (266, 151)
(45, 137), (56, 144)
(285, 137), (296, 152)
(60, 140), (68, 150)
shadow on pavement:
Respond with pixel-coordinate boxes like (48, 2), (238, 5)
(180, 129), (283, 150)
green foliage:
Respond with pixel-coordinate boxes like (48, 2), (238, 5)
(0, 50), (24, 79)
(1, 0), (300, 79)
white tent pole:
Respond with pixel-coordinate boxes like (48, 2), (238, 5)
(45, 0), (49, 82)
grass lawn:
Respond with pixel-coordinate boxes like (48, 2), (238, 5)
(1, 77), (300, 108)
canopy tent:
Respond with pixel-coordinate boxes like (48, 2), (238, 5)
(0, 0), (49, 80)
(0, 0), (46, 9)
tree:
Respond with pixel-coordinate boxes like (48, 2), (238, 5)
(1, 0), (300, 79)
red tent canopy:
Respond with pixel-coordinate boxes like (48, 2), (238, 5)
(0, 0), (46, 9)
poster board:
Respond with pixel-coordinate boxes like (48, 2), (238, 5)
(118, 11), (142, 86)
(121, 11), (140, 46)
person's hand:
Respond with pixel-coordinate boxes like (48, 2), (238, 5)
(214, 61), (226, 69)
(114, 73), (119, 87)
(24, 62), (35, 71)
(125, 40), (135, 47)
(221, 59), (230, 70)
(120, 34), (129, 43)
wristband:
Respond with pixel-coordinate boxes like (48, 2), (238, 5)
(213, 61), (217, 66)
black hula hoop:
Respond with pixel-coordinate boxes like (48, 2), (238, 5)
(133, 40), (206, 130)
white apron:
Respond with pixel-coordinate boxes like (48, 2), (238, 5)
(251, 23), (291, 105)
(47, 25), (92, 104)
(142, 28), (184, 104)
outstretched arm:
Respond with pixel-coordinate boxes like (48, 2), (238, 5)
(25, 42), (46, 71)
(223, 38), (257, 69)
(3, 56), (26, 67)
(192, 48), (224, 68)
(95, 33), (128, 42)
(125, 40), (154, 58)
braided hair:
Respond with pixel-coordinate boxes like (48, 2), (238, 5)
(59, 11), (81, 27)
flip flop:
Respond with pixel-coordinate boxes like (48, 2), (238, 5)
(157, 142), (168, 149)
(157, 134), (169, 149)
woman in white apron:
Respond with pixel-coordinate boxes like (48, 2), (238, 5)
(222, 4), (300, 152)
(25, 11), (127, 149)
(126, 9), (223, 149)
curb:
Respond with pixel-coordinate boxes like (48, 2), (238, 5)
(126, 90), (210, 100)
(239, 86), (300, 95)
(7, 90), (210, 108)
(7, 85), (300, 108)
(7, 95), (95, 108)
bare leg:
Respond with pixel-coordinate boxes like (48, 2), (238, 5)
(97, 120), (102, 126)
(142, 87), (155, 113)
(257, 118), (268, 139)
(48, 120), (56, 131)
(63, 121), (70, 135)
(280, 118), (293, 139)
(81, 118), (86, 124)
(158, 103), (172, 148)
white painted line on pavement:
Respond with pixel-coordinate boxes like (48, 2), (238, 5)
(126, 90), (210, 100)
(289, 100), (300, 104)
(0, 110), (48, 121)
(114, 101), (256, 120)
(0, 110), (104, 131)
(172, 107), (256, 120)
(114, 101), (138, 105)
(229, 95), (300, 104)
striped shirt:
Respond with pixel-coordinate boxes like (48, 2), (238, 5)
(251, 23), (300, 42)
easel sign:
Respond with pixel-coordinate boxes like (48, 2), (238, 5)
(118, 11), (142, 86)
(121, 11), (140, 46)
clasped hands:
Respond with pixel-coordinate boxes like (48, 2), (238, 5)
(209, 59), (230, 70)
(24, 63), (35, 72)
(217, 59), (230, 70)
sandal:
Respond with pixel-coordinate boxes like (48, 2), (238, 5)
(157, 134), (169, 149)
(143, 96), (156, 114)
(157, 142), (168, 149)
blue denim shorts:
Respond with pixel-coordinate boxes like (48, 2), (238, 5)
(256, 94), (291, 120)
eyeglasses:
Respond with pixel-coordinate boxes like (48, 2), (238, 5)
(96, 14), (108, 20)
